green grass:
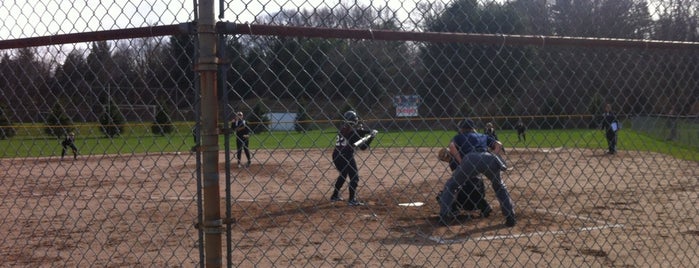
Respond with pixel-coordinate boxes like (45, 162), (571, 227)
(1, 123), (697, 162)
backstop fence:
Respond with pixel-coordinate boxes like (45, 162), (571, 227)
(1, 0), (697, 267)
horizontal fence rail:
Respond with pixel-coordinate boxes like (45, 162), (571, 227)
(218, 22), (699, 49)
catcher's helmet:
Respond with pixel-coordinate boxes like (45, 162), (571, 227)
(343, 111), (358, 125)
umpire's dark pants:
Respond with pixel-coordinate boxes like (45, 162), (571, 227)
(439, 152), (515, 220)
(606, 129), (617, 153)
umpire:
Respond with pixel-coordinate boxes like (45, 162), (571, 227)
(438, 119), (516, 227)
(601, 103), (619, 154)
(446, 122), (492, 218)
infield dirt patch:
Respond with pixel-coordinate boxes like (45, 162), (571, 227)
(1, 146), (697, 266)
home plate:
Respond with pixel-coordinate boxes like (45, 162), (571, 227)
(398, 202), (425, 207)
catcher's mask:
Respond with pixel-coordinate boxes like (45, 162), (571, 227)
(343, 110), (359, 125)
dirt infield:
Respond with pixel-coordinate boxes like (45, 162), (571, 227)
(1, 147), (697, 267)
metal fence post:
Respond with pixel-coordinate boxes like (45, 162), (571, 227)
(197, 0), (222, 267)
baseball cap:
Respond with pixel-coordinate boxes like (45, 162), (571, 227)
(459, 119), (476, 129)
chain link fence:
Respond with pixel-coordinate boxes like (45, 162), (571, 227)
(1, 0), (698, 267)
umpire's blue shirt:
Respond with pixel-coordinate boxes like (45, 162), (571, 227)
(453, 132), (497, 157)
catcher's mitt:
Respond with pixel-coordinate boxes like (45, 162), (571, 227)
(437, 147), (451, 162)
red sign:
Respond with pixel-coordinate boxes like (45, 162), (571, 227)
(396, 106), (418, 117)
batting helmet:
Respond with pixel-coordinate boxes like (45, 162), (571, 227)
(343, 110), (359, 125)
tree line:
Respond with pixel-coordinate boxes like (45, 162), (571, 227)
(0, 0), (697, 138)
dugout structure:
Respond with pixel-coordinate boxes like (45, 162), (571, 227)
(631, 114), (699, 147)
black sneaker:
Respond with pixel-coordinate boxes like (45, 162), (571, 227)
(505, 217), (517, 227)
(330, 196), (344, 202)
(347, 199), (365, 206)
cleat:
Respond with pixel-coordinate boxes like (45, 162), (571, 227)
(330, 196), (344, 202)
(505, 217), (517, 227)
(347, 199), (365, 206)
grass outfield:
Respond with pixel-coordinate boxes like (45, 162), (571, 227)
(1, 123), (697, 161)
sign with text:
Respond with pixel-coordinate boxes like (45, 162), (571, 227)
(393, 95), (421, 117)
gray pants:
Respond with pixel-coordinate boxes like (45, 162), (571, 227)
(439, 152), (515, 220)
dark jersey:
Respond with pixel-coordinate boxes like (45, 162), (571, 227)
(62, 136), (75, 147)
(234, 120), (250, 138)
(334, 124), (371, 155)
(602, 112), (618, 132)
(516, 123), (526, 133)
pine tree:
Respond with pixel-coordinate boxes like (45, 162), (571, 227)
(151, 105), (174, 135)
(99, 99), (125, 137)
(44, 102), (73, 138)
(248, 99), (270, 134)
(0, 103), (16, 139)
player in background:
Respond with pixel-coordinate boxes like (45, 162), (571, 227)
(515, 120), (526, 142)
(330, 110), (376, 206)
(484, 122), (498, 140)
(61, 132), (78, 160)
(601, 103), (619, 155)
(233, 111), (252, 168)
(484, 122), (504, 153)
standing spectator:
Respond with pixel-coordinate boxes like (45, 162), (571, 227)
(601, 103), (619, 154)
(61, 132), (78, 160)
(233, 111), (252, 167)
(515, 120), (526, 142)
(329, 110), (377, 206)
